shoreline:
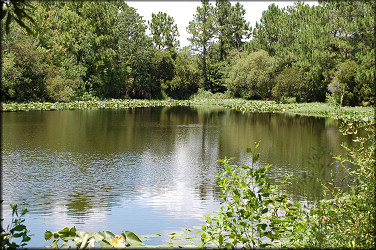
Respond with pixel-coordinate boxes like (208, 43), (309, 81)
(2, 98), (374, 126)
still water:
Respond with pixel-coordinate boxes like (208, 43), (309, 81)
(1, 106), (356, 247)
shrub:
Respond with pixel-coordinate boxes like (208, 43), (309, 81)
(1, 203), (31, 249)
(227, 50), (275, 100)
(200, 142), (307, 248)
(304, 123), (375, 248)
(164, 47), (201, 99)
(200, 122), (375, 249)
(272, 66), (307, 102)
(328, 60), (358, 106)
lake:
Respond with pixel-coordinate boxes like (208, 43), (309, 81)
(1, 106), (357, 247)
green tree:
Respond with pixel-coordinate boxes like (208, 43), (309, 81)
(272, 66), (308, 103)
(251, 3), (283, 57)
(214, 0), (232, 61)
(116, 4), (155, 99)
(165, 47), (201, 99)
(187, 0), (215, 90)
(1, 23), (47, 102)
(250, 3), (336, 102)
(328, 60), (358, 106)
(229, 2), (250, 52)
(1, 0), (35, 34)
(227, 50), (275, 100)
(149, 12), (179, 53)
(151, 49), (175, 98)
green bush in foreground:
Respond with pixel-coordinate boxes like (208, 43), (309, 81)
(200, 123), (375, 248)
(303, 123), (375, 248)
(200, 143), (308, 248)
(0, 203), (31, 249)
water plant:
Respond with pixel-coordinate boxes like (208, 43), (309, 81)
(44, 227), (143, 248)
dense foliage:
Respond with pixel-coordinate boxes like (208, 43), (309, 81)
(2, 0), (374, 105)
(200, 122), (375, 248)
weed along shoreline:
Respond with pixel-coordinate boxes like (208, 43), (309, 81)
(2, 98), (375, 126)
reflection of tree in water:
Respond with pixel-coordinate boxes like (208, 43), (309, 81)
(2, 107), (359, 218)
(66, 192), (93, 217)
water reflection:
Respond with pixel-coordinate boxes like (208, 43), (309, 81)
(1, 106), (358, 247)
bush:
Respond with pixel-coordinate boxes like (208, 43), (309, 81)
(227, 50), (275, 100)
(272, 66), (307, 102)
(1, 203), (31, 249)
(328, 60), (359, 106)
(201, 122), (375, 248)
(191, 88), (231, 100)
(200, 143), (307, 248)
(164, 47), (201, 99)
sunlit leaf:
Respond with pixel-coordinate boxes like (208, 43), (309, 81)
(122, 231), (142, 246)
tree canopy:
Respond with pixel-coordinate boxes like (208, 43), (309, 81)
(1, 0), (374, 105)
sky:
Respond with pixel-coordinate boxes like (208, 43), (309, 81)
(125, 1), (319, 48)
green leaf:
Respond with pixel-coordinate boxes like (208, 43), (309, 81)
(78, 233), (90, 249)
(54, 232), (60, 239)
(50, 239), (59, 248)
(246, 148), (252, 153)
(45, 231), (53, 241)
(100, 239), (112, 248)
(122, 231), (142, 246)
(21, 209), (29, 216)
(13, 225), (26, 231)
(142, 234), (161, 238)
(58, 227), (70, 234)
(253, 153), (260, 163)
(99, 230), (115, 240)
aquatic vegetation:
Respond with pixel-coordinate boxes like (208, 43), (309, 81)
(44, 227), (144, 248)
(1, 99), (190, 112)
(3, 99), (373, 128)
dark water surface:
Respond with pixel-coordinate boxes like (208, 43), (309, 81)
(1, 106), (357, 247)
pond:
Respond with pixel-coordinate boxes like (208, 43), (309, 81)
(1, 106), (357, 247)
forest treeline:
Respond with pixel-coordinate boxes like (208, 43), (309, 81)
(1, 0), (374, 106)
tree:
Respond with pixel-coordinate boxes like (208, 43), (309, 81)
(1, 0), (35, 35)
(227, 50), (275, 100)
(214, 0), (232, 61)
(149, 11), (179, 53)
(150, 49), (175, 98)
(2, 1), (158, 101)
(116, 3), (155, 99)
(251, 3), (283, 57)
(187, 0), (215, 90)
(165, 47), (201, 99)
(327, 60), (358, 106)
(272, 66), (308, 103)
(229, 2), (250, 52)
(1, 24), (46, 102)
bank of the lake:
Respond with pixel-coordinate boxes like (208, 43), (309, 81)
(2, 99), (374, 126)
